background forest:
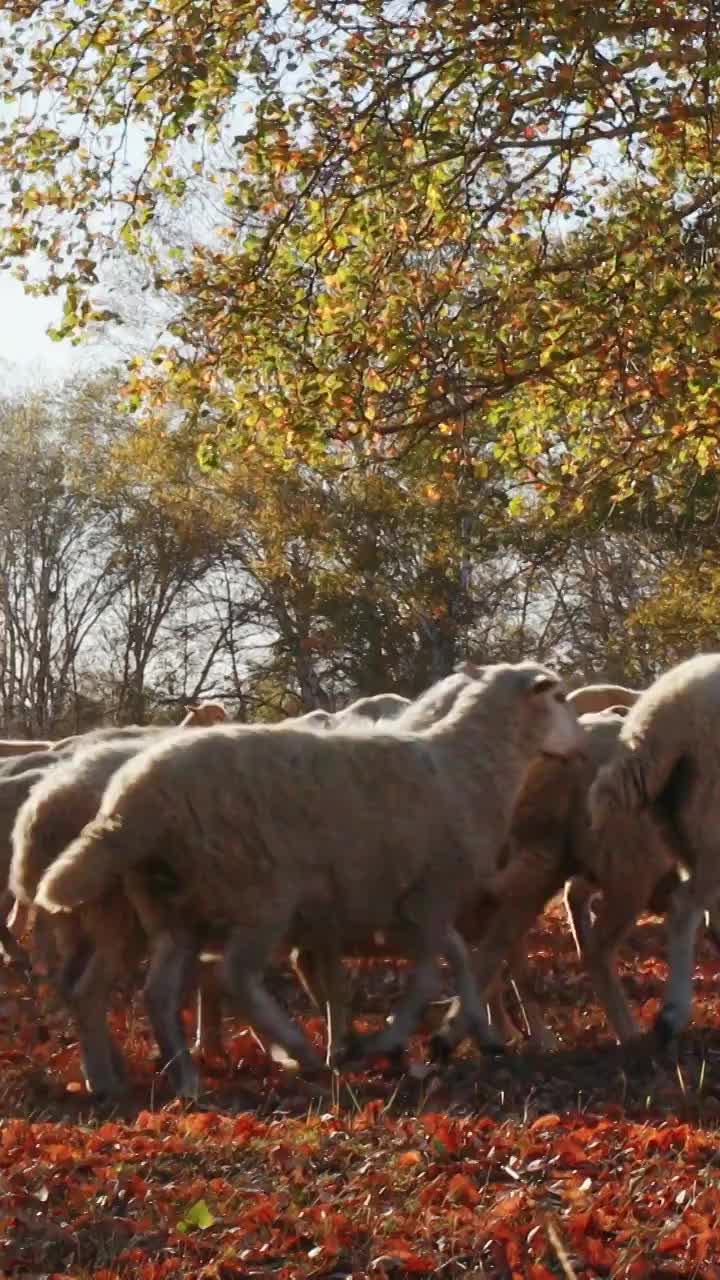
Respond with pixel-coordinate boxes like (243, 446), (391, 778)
(1, 2), (720, 729)
(0, 370), (714, 734)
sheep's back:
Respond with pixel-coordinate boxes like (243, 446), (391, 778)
(102, 724), (484, 934)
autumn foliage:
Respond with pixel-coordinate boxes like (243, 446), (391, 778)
(3, 4), (720, 1275)
(2, 908), (720, 1277)
(1, 3), (720, 503)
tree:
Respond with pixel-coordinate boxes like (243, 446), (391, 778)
(0, 392), (121, 732)
(1, 3), (719, 504)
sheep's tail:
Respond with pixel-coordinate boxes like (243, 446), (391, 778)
(35, 811), (154, 913)
(589, 737), (677, 831)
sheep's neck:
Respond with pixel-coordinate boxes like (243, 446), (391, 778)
(432, 706), (546, 840)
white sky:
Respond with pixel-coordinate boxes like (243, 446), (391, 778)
(0, 271), (100, 388)
(0, 268), (120, 389)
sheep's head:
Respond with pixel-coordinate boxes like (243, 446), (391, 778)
(181, 701), (227, 727)
(515, 666), (586, 763)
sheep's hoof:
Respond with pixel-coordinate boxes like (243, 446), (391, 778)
(469, 1029), (506, 1057)
(88, 1077), (130, 1103)
(331, 1034), (408, 1071)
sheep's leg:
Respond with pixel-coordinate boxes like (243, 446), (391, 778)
(582, 895), (644, 1045)
(506, 935), (559, 1052)
(564, 876), (598, 958)
(0, 891), (31, 974)
(428, 940), (556, 1053)
(655, 878), (705, 1045)
(487, 980), (523, 1045)
(443, 925), (505, 1050)
(432, 854), (562, 1058)
(343, 920), (502, 1063)
(421, 979), (521, 1046)
(194, 961), (226, 1059)
(63, 942), (128, 1099)
(144, 931), (201, 1098)
(291, 945), (352, 1064)
(340, 948), (444, 1062)
(7, 897), (31, 940)
(223, 926), (324, 1074)
(32, 910), (60, 979)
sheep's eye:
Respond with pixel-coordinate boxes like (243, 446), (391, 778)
(554, 691), (566, 704)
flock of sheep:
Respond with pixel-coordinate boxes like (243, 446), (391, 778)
(0, 652), (718, 1101)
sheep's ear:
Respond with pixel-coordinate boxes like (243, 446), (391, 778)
(529, 674), (557, 696)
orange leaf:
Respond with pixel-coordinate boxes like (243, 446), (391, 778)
(487, 1191), (525, 1222)
(447, 1173), (481, 1205)
(398, 1150), (423, 1166)
(692, 1232), (712, 1264)
(380, 1239), (435, 1272)
(566, 1211), (593, 1240)
(584, 1237), (617, 1269)
(657, 1224), (690, 1254)
(530, 1114), (563, 1131)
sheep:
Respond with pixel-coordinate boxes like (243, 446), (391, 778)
(204, 663), (567, 1064)
(0, 769), (52, 971)
(432, 706), (684, 1056)
(35, 662), (584, 1096)
(286, 694), (410, 734)
(0, 739), (53, 759)
(588, 653), (720, 1046)
(180, 701), (227, 727)
(288, 663), (556, 1056)
(8, 717), (226, 1097)
(567, 683), (642, 716)
(286, 687), (663, 1063)
(174, 668), (495, 1065)
(0, 749), (65, 780)
(285, 709), (334, 730)
(333, 692), (411, 725)
(291, 685), (617, 1060)
(52, 699), (227, 750)
(3, 701), (228, 972)
(187, 671), (490, 1064)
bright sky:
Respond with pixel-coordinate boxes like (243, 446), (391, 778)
(0, 271), (105, 388)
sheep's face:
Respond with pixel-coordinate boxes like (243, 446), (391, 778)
(183, 702), (227, 727)
(528, 675), (586, 762)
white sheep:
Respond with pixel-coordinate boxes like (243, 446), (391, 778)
(588, 653), (720, 1045)
(0, 739), (53, 759)
(8, 703), (228, 1096)
(289, 663), (556, 1057)
(36, 662), (583, 1096)
(9, 737), (178, 1095)
(333, 692), (411, 725)
(53, 699), (227, 751)
(0, 768), (49, 971)
(0, 749), (65, 779)
(567, 683), (642, 716)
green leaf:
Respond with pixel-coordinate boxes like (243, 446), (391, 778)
(177, 1198), (215, 1233)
